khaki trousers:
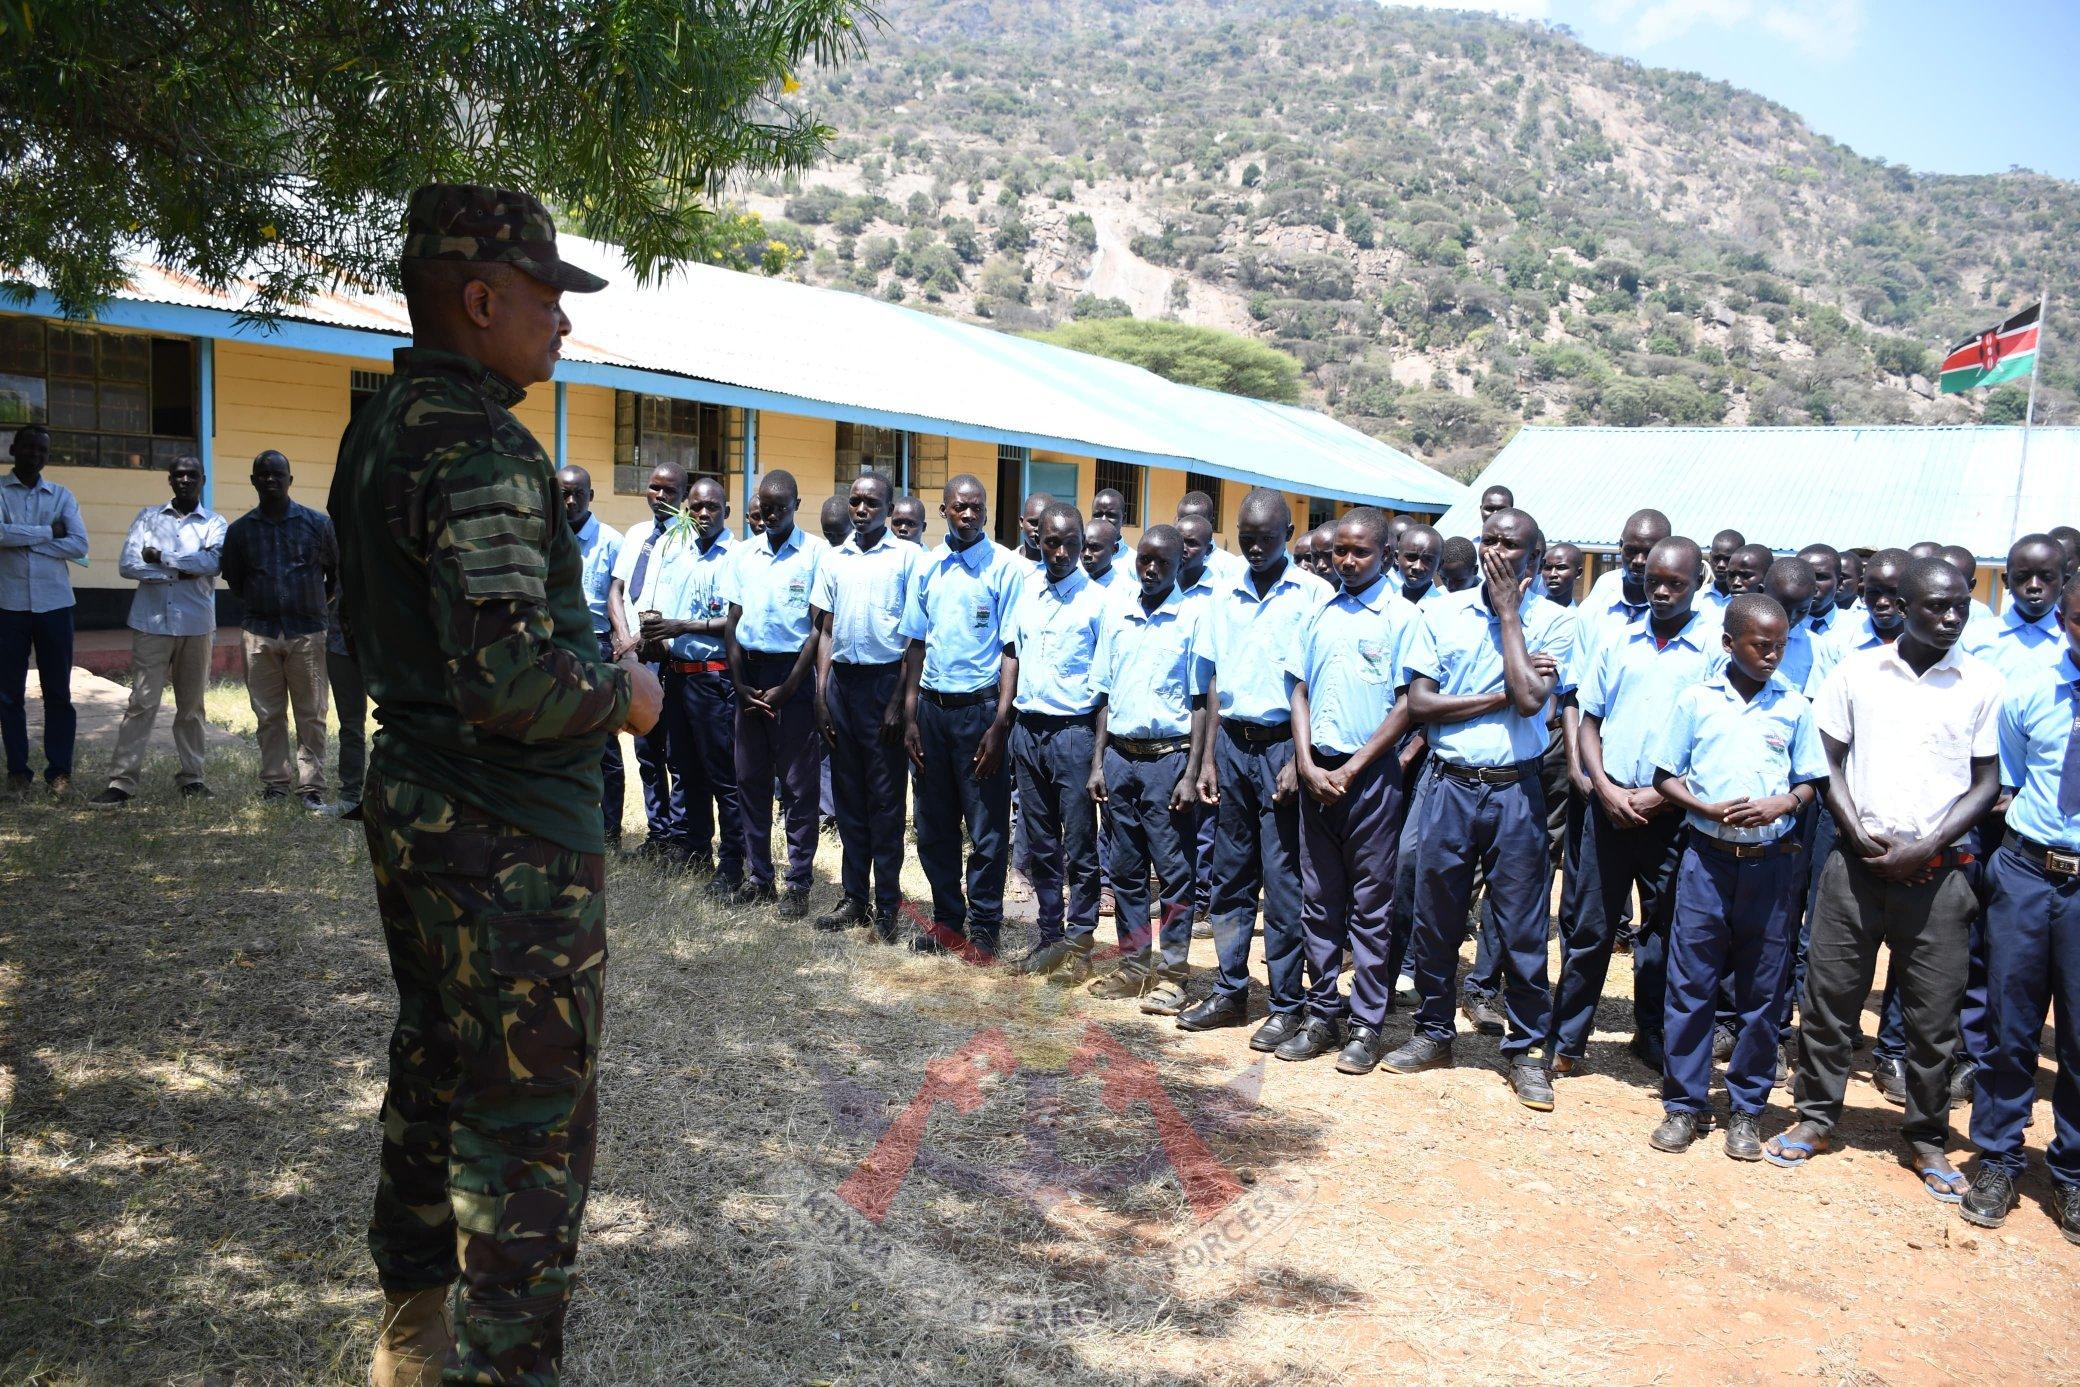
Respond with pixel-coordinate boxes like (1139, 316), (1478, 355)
(244, 630), (330, 794)
(107, 631), (211, 793)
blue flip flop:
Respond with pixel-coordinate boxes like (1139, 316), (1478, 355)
(1764, 1138), (1818, 1169)
(1917, 1166), (1969, 1204)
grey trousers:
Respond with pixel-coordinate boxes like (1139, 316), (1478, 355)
(1793, 848), (1975, 1156)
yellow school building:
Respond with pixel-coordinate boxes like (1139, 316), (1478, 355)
(0, 240), (1467, 627)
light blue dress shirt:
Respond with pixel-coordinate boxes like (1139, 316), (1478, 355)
(1086, 561), (1122, 593)
(648, 531), (733, 662)
(812, 530), (919, 665)
(1825, 612), (1894, 662)
(1006, 566), (1110, 715)
(1963, 604), (2065, 688)
(1098, 588), (1210, 739)
(1807, 601), (1841, 641)
(1289, 573), (1420, 755)
(1650, 671), (1827, 843)
(1403, 587), (1576, 767)
(1206, 559), (1329, 726)
(1579, 608), (1720, 789)
(725, 523), (827, 655)
(0, 473), (89, 613)
(900, 538), (1028, 695)
(1999, 650), (2080, 851)
(1571, 568), (1651, 697)
(120, 503), (225, 637)
(1699, 587), (1734, 615)
(1208, 548), (1247, 588)
(571, 512), (622, 637)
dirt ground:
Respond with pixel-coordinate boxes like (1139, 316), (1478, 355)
(3, 713), (2077, 1385)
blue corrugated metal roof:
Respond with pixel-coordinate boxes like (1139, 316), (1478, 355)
(1437, 425), (2080, 564)
(83, 241), (1468, 512)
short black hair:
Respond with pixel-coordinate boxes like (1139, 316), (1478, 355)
(2011, 533), (2062, 567)
(757, 469), (798, 502)
(1441, 536), (1476, 568)
(1712, 528), (1745, 548)
(1763, 556), (1816, 603)
(1724, 592), (1788, 639)
(1939, 544), (1977, 582)
(943, 473), (985, 501)
(1038, 500), (1084, 534)
(1337, 506), (1389, 546)
(1139, 522), (1182, 557)
(1481, 484), (1514, 503)
(1237, 487), (1290, 526)
(1901, 556), (1966, 604)
(852, 470), (894, 504)
(1648, 535), (1702, 572)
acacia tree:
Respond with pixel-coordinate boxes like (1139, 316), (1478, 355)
(1027, 317), (1304, 403)
(0, 0), (874, 316)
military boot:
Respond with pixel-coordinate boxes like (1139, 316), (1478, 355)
(370, 1285), (452, 1387)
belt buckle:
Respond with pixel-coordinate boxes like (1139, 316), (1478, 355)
(2049, 849), (2080, 876)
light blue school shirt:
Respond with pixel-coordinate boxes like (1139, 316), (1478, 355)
(724, 523), (827, 655)
(648, 531), (733, 662)
(1999, 650), (2080, 851)
(1650, 671), (1827, 843)
(1572, 568), (1651, 696)
(1208, 547), (1247, 587)
(1807, 601), (1841, 641)
(1006, 565), (1110, 716)
(1963, 604), (2064, 688)
(1826, 612), (1896, 663)
(1403, 586), (1576, 768)
(1207, 558), (1329, 726)
(1288, 573), (1420, 755)
(900, 538), (1028, 695)
(812, 530), (918, 665)
(1699, 587), (1734, 615)
(1399, 579), (1448, 609)
(571, 513), (622, 637)
(1579, 608), (1720, 789)
(1085, 561), (1122, 592)
(1098, 588), (1209, 739)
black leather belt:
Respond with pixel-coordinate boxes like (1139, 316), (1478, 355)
(1113, 735), (1190, 759)
(833, 659), (902, 675)
(1017, 708), (1097, 731)
(921, 686), (998, 710)
(1223, 718), (1292, 745)
(1433, 759), (1534, 786)
(1694, 833), (1802, 861)
(2006, 831), (2080, 878)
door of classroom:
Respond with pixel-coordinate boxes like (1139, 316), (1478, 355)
(993, 456), (1081, 548)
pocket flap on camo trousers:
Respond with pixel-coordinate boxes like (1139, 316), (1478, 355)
(484, 904), (608, 980)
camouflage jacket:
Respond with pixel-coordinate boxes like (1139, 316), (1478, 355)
(328, 347), (630, 853)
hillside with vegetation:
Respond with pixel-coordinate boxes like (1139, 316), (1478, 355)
(726, 0), (2080, 475)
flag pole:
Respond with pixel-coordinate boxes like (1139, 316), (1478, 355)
(2010, 289), (2049, 542)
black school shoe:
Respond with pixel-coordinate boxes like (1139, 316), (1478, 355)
(1336, 1024), (1388, 1075)
(1380, 1034), (1453, 1075)
(1508, 1060), (1555, 1111)
(1650, 1111), (1704, 1153)
(1177, 993), (1249, 1033)
(1250, 1012), (1303, 1053)
(1273, 1015), (1344, 1063)
(2055, 1183), (2080, 1246)
(814, 898), (869, 932)
(1460, 992), (1505, 1036)
(1724, 1113), (1764, 1161)
(1871, 1055), (1908, 1107)
(1959, 1166), (2016, 1230)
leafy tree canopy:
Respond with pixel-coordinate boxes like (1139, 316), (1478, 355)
(0, 0), (874, 316)
(1026, 317), (1303, 403)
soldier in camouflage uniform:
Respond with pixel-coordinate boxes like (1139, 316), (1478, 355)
(329, 185), (663, 1387)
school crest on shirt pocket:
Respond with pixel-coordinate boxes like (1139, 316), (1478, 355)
(788, 574), (810, 608)
(1356, 637), (1392, 683)
(972, 599), (992, 629)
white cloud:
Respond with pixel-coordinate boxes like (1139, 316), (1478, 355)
(1375, 0), (1555, 19)
(1596, 0), (1865, 62)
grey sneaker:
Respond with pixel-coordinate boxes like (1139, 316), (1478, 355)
(1509, 1059), (1555, 1111)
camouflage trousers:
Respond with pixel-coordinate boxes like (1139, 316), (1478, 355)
(363, 770), (607, 1386)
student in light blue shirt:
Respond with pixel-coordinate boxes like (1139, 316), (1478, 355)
(723, 470), (829, 916)
(558, 465), (624, 843)
(1081, 519), (1124, 592)
(811, 471), (919, 937)
(898, 475), (1027, 957)
(1394, 524), (1445, 608)
(1970, 588), (2080, 1237)
(1554, 535), (1719, 1072)
(1701, 529), (1744, 614)
(1173, 513), (1223, 919)
(1003, 502), (1112, 978)
(1087, 525), (1212, 1015)
(1649, 594), (1827, 1157)
(1800, 544), (1844, 643)
(1282, 508), (1421, 1073)
(1962, 534), (2066, 687)
(1390, 508), (1573, 1106)
(1181, 489), (1332, 1045)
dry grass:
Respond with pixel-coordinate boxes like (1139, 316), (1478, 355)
(4, 707), (2080, 1385)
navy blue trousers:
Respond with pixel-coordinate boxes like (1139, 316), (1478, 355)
(1192, 798), (1215, 915)
(1103, 745), (1195, 977)
(1011, 719), (1102, 947)
(634, 660), (684, 847)
(735, 652), (822, 894)
(667, 668), (745, 880)
(913, 696), (1011, 947)
(1299, 751), (1401, 1029)
(1411, 765), (1552, 1058)
(1208, 726), (1307, 1011)
(827, 661), (908, 914)
(1, 605), (75, 781)
(1971, 844), (2080, 1185)
(1664, 842), (1799, 1115)
(594, 635), (624, 841)
(1550, 801), (1684, 1059)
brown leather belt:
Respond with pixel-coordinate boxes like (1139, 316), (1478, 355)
(1113, 735), (1190, 759)
(2006, 832), (2080, 878)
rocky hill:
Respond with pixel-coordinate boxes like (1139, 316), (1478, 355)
(730, 0), (2080, 475)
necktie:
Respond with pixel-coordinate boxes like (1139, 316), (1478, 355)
(627, 526), (663, 605)
(1811, 615), (1826, 632)
(2058, 682), (2080, 819)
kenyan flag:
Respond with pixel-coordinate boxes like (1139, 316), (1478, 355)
(1938, 301), (2041, 394)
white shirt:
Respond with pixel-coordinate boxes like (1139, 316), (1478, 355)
(1811, 642), (2002, 844)
(120, 502), (225, 637)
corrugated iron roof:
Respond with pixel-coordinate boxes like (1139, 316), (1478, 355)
(107, 240), (1468, 511)
(1436, 425), (2078, 564)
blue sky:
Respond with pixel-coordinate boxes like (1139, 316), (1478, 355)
(1384, 1), (2080, 181)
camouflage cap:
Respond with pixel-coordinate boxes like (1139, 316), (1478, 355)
(400, 183), (607, 294)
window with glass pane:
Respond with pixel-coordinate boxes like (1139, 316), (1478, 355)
(1093, 459), (1144, 527)
(612, 391), (744, 503)
(0, 316), (195, 468)
(1307, 497), (1336, 530)
(837, 422), (905, 490)
(1183, 471), (1223, 527)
